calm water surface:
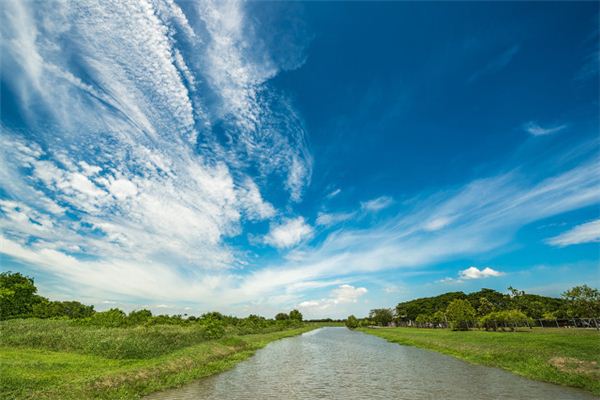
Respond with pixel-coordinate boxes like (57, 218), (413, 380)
(146, 327), (598, 400)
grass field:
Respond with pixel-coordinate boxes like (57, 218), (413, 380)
(362, 327), (600, 396)
(0, 319), (323, 399)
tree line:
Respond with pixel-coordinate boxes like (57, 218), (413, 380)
(346, 285), (600, 330)
(0, 271), (303, 336)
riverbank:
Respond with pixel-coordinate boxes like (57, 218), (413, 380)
(361, 327), (600, 396)
(0, 320), (323, 400)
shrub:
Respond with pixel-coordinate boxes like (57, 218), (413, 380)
(87, 308), (127, 327)
(479, 310), (532, 331)
(289, 309), (303, 321)
(345, 315), (359, 329)
(446, 299), (476, 331)
(275, 312), (289, 320)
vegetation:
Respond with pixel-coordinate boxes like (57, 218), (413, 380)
(368, 308), (394, 326)
(445, 299), (476, 331)
(479, 310), (532, 331)
(0, 272), (326, 399)
(0, 321), (320, 400)
(390, 285), (599, 329)
(345, 315), (359, 329)
(362, 327), (600, 396)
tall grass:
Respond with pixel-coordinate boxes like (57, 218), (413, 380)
(0, 318), (302, 359)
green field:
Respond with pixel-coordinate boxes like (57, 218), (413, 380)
(362, 327), (600, 395)
(0, 319), (323, 399)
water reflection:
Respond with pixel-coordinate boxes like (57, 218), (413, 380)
(146, 327), (597, 400)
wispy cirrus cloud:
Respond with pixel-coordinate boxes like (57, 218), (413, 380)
(523, 121), (568, 136)
(468, 44), (519, 83)
(0, 1), (311, 298)
(361, 196), (393, 212)
(547, 219), (600, 247)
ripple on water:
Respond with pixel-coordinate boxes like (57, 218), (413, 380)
(145, 327), (598, 400)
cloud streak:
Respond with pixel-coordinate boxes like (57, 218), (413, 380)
(547, 219), (600, 247)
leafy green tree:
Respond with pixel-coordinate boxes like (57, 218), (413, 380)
(0, 271), (41, 319)
(415, 314), (431, 326)
(445, 299), (476, 331)
(562, 285), (600, 318)
(289, 309), (303, 321)
(431, 311), (446, 326)
(345, 315), (359, 329)
(369, 308), (394, 326)
(477, 297), (496, 316)
(479, 310), (531, 331)
(128, 309), (152, 325)
(275, 312), (289, 320)
(32, 300), (94, 319)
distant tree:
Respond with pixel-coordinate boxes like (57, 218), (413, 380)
(415, 314), (431, 326)
(445, 299), (476, 331)
(32, 300), (94, 319)
(431, 310), (446, 327)
(275, 312), (289, 321)
(289, 309), (303, 321)
(0, 271), (41, 320)
(477, 297), (496, 316)
(128, 309), (152, 325)
(345, 315), (359, 329)
(369, 308), (394, 326)
(562, 285), (600, 318)
(479, 310), (531, 332)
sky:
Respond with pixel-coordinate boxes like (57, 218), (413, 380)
(0, 1), (599, 319)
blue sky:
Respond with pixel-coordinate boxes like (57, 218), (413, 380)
(1, 1), (598, 319)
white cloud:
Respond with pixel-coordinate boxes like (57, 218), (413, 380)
(523, 121), (567, 136)
(264, 217), (313, 249)
(423, 216), (453, 231)
(361, 196), (393, 212)
(547, 219), (600, 247)
(316, 211), (355, 227)
(325, 188), (341, 199)
(238, 178), (275, 220)
(298, 284), (368, 311)
(459, 266), (504, 280)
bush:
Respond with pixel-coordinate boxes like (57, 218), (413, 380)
(275, 312), (289, 320)
(345, 315), (359, 329)
(87, 308), (127, 327)
(289, 309), (303, 321)
(479, 310), (532, 331)
(446, 299), (476, 331)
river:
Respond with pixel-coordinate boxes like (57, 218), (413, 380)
(145, 327), (597, 399)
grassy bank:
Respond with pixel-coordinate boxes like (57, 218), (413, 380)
(361, 327), (600, 395)
(0, 319), (322, 399)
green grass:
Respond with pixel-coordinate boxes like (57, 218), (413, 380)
(0, 319), (323, 399)
(361, 327), (600, 395)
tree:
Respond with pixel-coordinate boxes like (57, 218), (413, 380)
(0, 271), (41, 320)
(289, 309), (303, 321)
(369, 308), (393, 326)
(477, 297), (496, 316)
(431, 311), (446, 327)
(445, 299), (476, 331)
(479, 310), (531, 332)
(345, 315), (359, 329)
(562, 285), (600, 318)
(32, 300), (94, 319)
(128, 309), (152, 325)
(275, 312), (289, 320)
